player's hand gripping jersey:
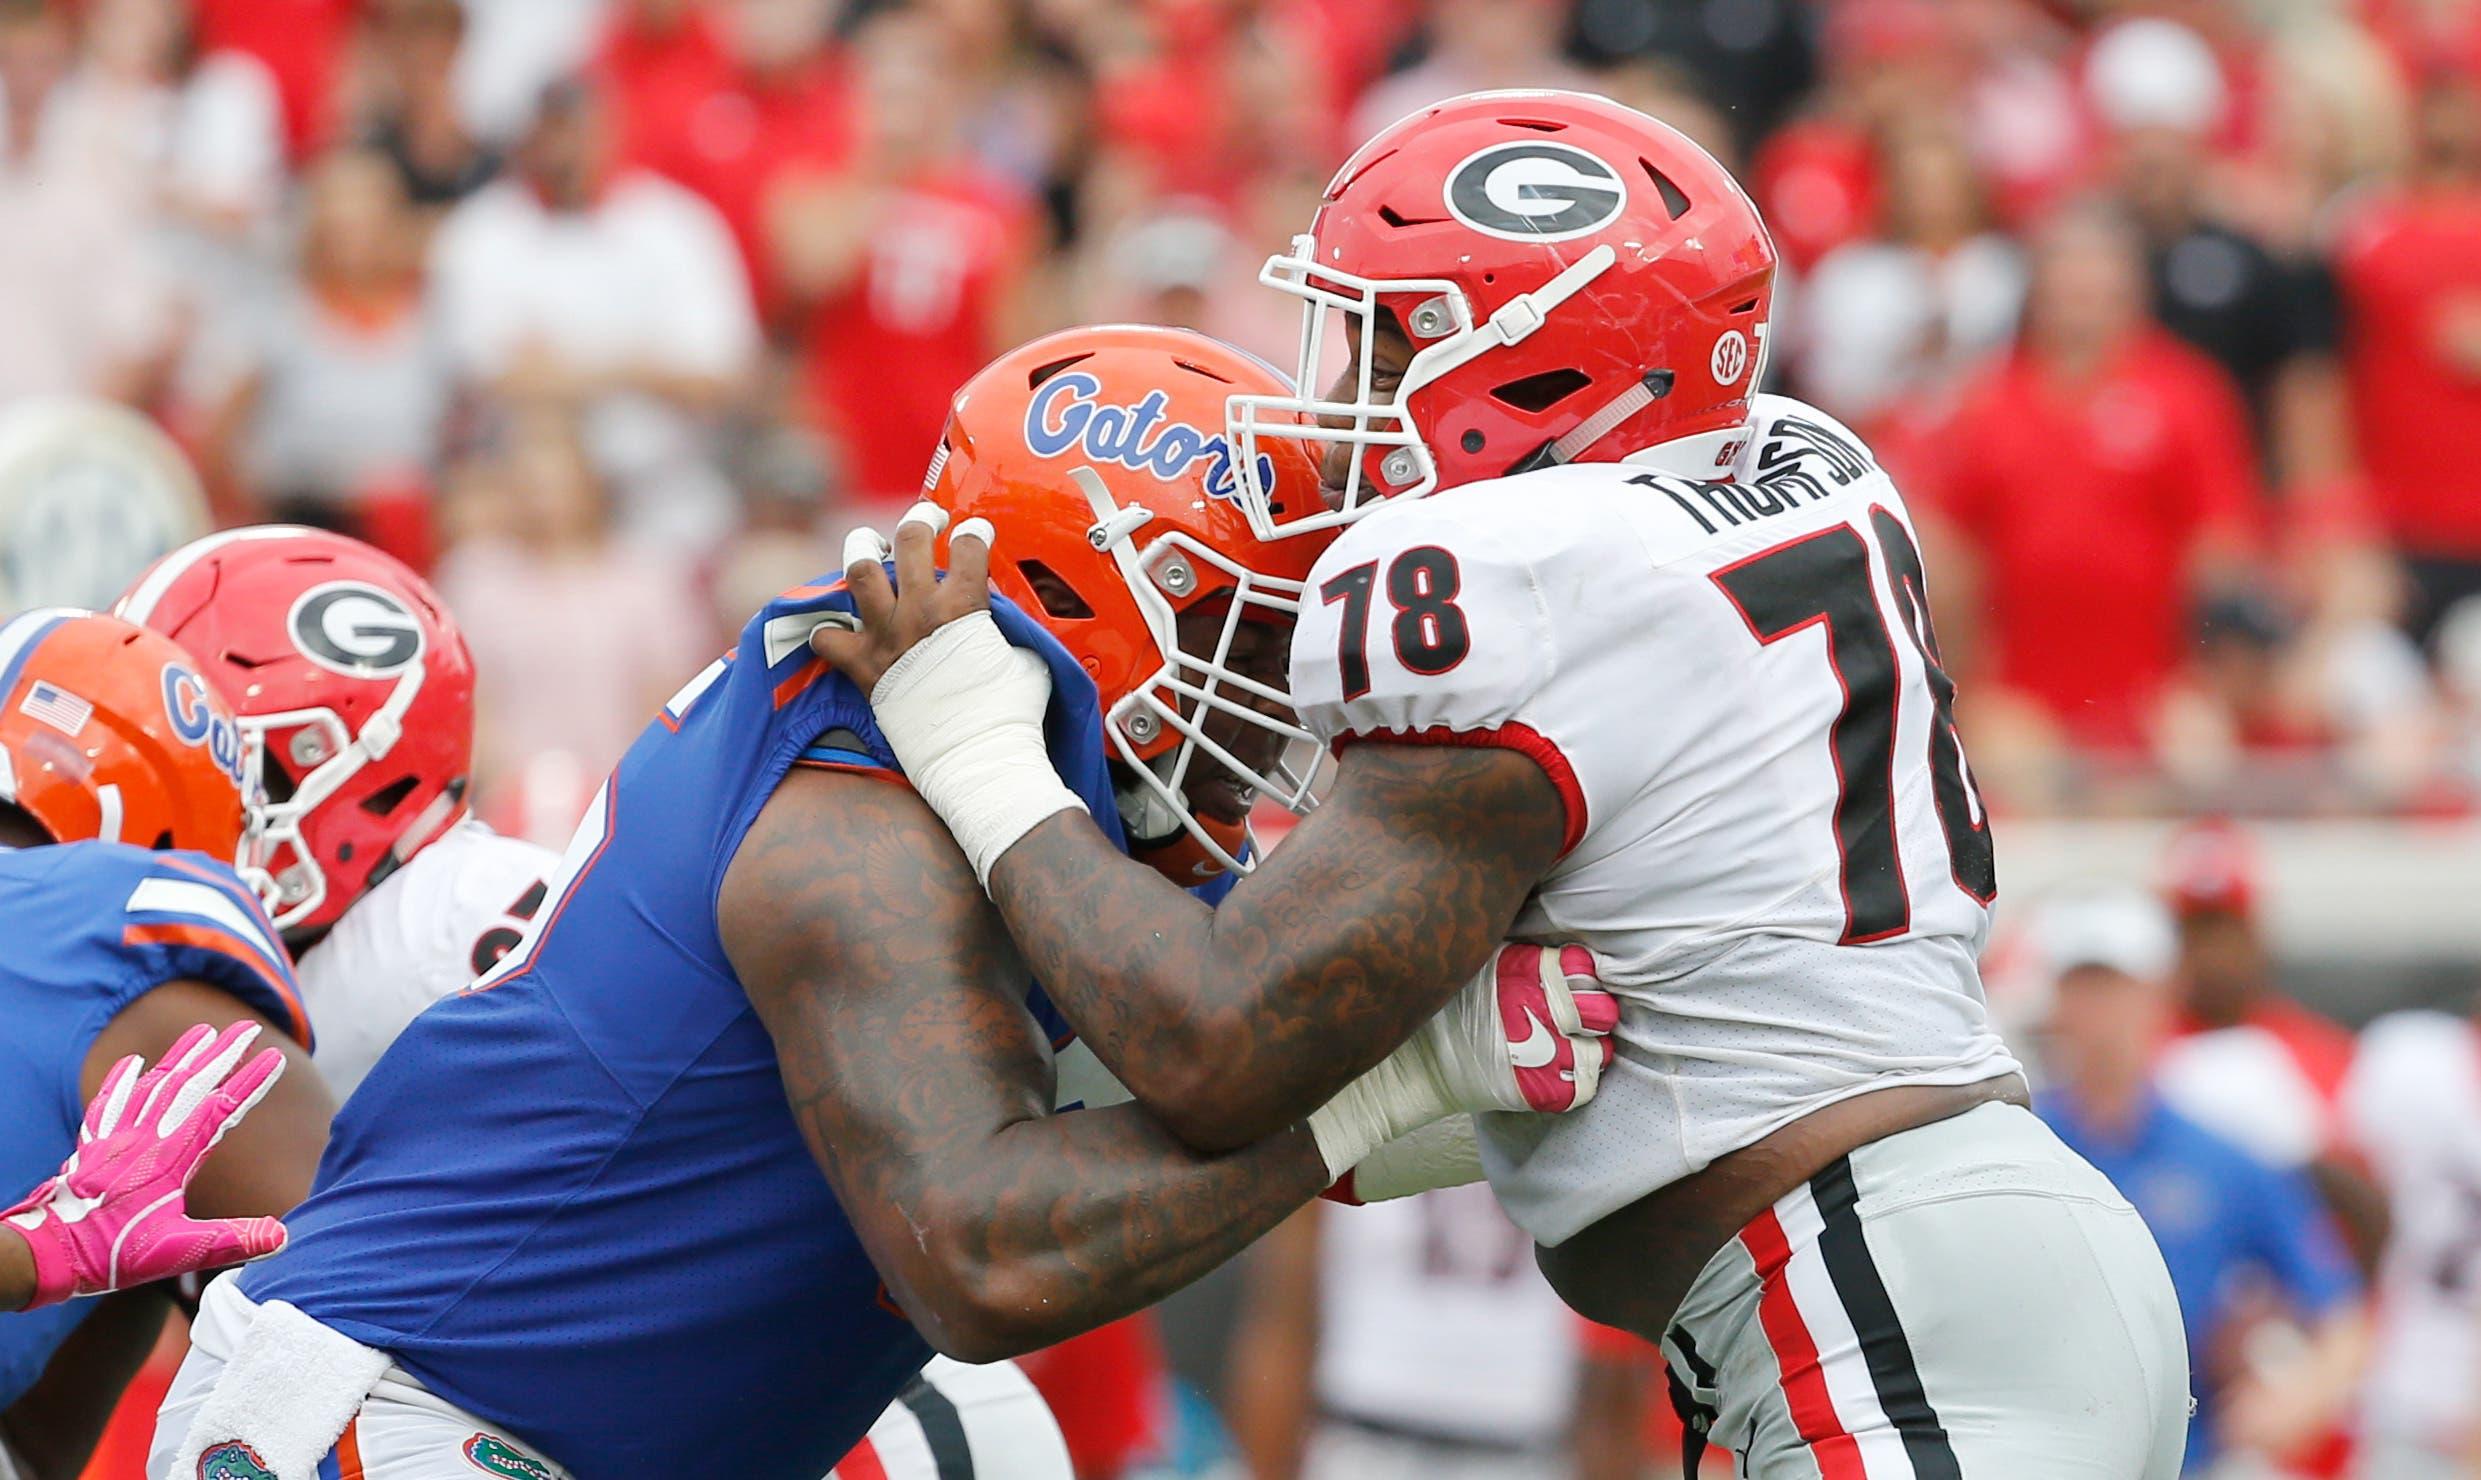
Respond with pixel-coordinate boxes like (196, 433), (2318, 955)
(1291, 396), (2021, 1243)
(235, 580), (1210, 1478)
(0, 841), (305, 1404)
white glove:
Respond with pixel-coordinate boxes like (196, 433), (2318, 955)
(867, 610), (1083, 886)
(1307, 943), (1616, 1181)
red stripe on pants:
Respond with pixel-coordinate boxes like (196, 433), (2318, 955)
(834, 1436), (890, 1480)
(1742, 1206), (1867, 1479)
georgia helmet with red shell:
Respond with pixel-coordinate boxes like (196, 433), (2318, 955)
(0, 609), (251, 859)
(923, 324), (1330, 879)
(1227, 88), (1779, 537)
(115, 527), (475, 936)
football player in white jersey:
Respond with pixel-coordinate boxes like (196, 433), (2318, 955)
(821, 90), (2191, 1478)
(2344, 1007), (2481, 1478)
(114, 527), (550, 1099)
(115, 527), (1078, 1479)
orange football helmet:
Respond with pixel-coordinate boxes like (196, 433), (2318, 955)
(0, 608), (250, 859)
(923, 324), (1331, 879)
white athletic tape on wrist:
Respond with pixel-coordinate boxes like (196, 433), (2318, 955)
(1349, 1115), (1486, 1201)
(1307, 1050), (1448, 1182)
(867, 613), (1082, 888)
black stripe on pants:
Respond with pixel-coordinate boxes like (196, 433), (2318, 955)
(1811, 1155), (1964, 1480)
(897, 1374), (977, 1480)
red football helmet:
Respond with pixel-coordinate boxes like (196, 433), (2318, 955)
(115, 527), (475, 935)
(0, 609), (250, 858)
(1228, 88), (1780, 536)
(924, 324), (1330, 879)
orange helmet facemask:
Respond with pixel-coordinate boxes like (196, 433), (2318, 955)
(924, 325), (1333, 880)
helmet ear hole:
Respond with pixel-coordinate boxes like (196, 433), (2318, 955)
(1490, 368), (1593, 413)
(1017, 561), (1096, 621)
(360, 774), (419, 817)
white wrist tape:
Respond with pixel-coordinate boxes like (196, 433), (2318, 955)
(1349, 1115), (1487, 1202)
(1306, 1050), (1452, 1183)
(867, 613), (1083, 887)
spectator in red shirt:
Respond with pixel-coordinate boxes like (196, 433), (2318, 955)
(772, 9), (1033, 503)
(2333, 72), (2481, 644)
(598, 0), (852, 320)
(1927, 202), (2260, 758)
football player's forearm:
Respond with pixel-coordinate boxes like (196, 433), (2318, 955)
(858, 1104), (1330, 1362)
(729, 769), (1329, 1357)
(985, 742), (1563, 1151)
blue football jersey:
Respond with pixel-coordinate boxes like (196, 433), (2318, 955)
(0, 842), (305, 1407)
(243, 583), (1207, 1479)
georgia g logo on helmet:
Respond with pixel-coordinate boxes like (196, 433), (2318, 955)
(1444, 140), (1629, 243)
(286, 581), (424, 676)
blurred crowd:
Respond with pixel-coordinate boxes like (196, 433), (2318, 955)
(12, 0), (2481, 824)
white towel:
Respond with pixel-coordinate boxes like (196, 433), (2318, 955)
(174, 1296), (392, 1479)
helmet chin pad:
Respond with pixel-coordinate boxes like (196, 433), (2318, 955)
(1125, 818), (1247, 884)
(1115, 765), (1248, 883)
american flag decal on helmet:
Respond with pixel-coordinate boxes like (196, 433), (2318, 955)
(19, 680), (92, 736)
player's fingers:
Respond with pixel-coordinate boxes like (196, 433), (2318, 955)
(840, 525), (891, 572)
(129, 1023), (217, 1129)
(1526, 944), (1587, 1036)
(893, 502), (945, 601)
(84, 1053), (146, 1141)
(945, 517), (995, 604)
(182, 1049), (287, 1175)
(839, 541), (896, 631)
(1572, 988), (1621, 1038)
(205, 1214), (289, 1265)
(155, 1023), (261, 1137)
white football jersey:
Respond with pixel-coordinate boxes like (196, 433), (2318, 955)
(1313, 1184), (1578, 1447)
(2345, 1011), (2481, 1448)
(294, 819), (556, 1097)
(1292, 395), (2021, 1243)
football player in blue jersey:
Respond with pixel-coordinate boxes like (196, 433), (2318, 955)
(0, 610), (333, 1479)
(149, 326), (1614, 1480)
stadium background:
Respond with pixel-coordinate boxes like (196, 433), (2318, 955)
(5, 0), (2481, 1473)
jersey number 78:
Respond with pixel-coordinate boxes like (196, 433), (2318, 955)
(1710, 506), (1996, 943)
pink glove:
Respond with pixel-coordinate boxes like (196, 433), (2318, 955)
(1306, 942), (1619, 1183)
(4, 1022), (290, 1311)
(1496, 943), (1619, 1113)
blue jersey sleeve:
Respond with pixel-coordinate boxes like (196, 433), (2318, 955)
(115, 852), (310, 1049)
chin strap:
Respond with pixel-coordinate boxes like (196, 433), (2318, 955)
(1401, 244), (1619, 404)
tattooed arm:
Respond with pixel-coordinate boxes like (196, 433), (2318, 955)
(986, 742), (1562, 1152)
(809, 515), (1567, 1154)
(719, 765), (1328, 1363)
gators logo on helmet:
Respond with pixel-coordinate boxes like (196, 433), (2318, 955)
(197, 1440), (277, 1480)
